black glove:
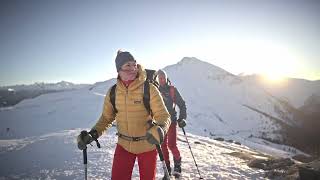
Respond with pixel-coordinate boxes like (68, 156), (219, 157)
(77, 130), (93, 150)
(89, 129), (99, 140)
(146, 120), (164, 145)
(177, 118), (186, 128)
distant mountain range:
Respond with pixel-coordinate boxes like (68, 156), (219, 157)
(239, 74), (320, 108)
(0, 81), (89, 107)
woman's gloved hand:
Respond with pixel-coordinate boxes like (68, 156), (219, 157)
(77, 130), (94, 150)
(146, 120), (164, 145)
(177, 118), (186, 128)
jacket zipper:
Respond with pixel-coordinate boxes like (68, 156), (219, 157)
(125, 88), (130, 150)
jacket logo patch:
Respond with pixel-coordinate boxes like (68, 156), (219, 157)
(134, 100), (142, 104)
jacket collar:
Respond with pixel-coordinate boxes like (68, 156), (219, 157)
(117, 64), (146, 91)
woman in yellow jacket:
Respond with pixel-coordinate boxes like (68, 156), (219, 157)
(77, 50), (171, 180)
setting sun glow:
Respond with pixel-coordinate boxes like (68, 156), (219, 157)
(262, 73), (286, 83)
(182, 38), (301, 84)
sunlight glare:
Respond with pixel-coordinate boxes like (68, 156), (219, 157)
(262, 73), (286, 83)
(193, 38), (300, 83)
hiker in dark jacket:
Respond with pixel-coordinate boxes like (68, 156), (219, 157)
(157, 69), (187, 178)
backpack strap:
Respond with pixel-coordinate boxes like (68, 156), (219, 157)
(169, 85), (176, 109)
(110, 84), (118, 114)
(111, 70), (155, 116)
(143, 81), (151, 115)
(169, 85), (175, 103)
(111, 81), (152, 116)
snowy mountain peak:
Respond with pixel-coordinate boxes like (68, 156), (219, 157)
(167, 57), (234, 79)
(163, 57), (237, 93)
(56, 81), (72, 86)
(179, 57), (204, 64)
(7, 88), (15, 92)
(178, 57), (227, 72)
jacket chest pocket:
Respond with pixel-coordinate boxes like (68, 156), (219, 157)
(127, 92), (145, 110)
(133, 99), (142, 105)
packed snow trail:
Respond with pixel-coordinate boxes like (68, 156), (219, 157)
(0, 128), (268, 180)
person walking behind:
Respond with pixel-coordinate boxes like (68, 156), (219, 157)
(157, 69), (187, 178)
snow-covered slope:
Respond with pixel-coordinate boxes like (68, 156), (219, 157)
(0, 80), (115, 138)
(0, 58), (316, 179)
(163, 57), (292, 140)
(2, 127), (292, 179)
(1, 58), (286, 140)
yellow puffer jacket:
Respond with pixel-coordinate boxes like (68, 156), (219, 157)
(92, 65), (171, 154)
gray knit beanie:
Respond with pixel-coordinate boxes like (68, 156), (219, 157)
(115, 50), (136, 72)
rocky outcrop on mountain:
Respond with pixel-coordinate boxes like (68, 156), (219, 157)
(298, 159), (320, 180)
(246, 155), (320, 180)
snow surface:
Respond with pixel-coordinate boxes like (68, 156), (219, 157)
(0, 58), (316, 179)
(0, 128), (270, 179)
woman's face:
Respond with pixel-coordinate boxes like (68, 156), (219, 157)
(118, 61), (138, 81)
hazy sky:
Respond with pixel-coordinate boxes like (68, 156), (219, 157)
(1, 0), (319, 86)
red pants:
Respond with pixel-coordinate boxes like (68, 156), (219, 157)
(111, 144), (157, 180)
(161, 122), (181, 164)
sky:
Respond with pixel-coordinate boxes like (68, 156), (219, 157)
(0, 0), (319, 86)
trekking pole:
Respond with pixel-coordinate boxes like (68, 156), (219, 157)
(156, 144), (171, 180)
(83, 148), (88, 180)
(182, 128), (203, 179)
(147, 120), (170, 180)
(80, 130), (101, 180)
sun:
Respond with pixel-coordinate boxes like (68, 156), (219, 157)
(262, 73), (286, 83)
(229, 39), (298, 85)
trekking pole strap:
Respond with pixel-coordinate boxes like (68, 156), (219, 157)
(156, 144), (164, 161)
(94, 139), (101, 148)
